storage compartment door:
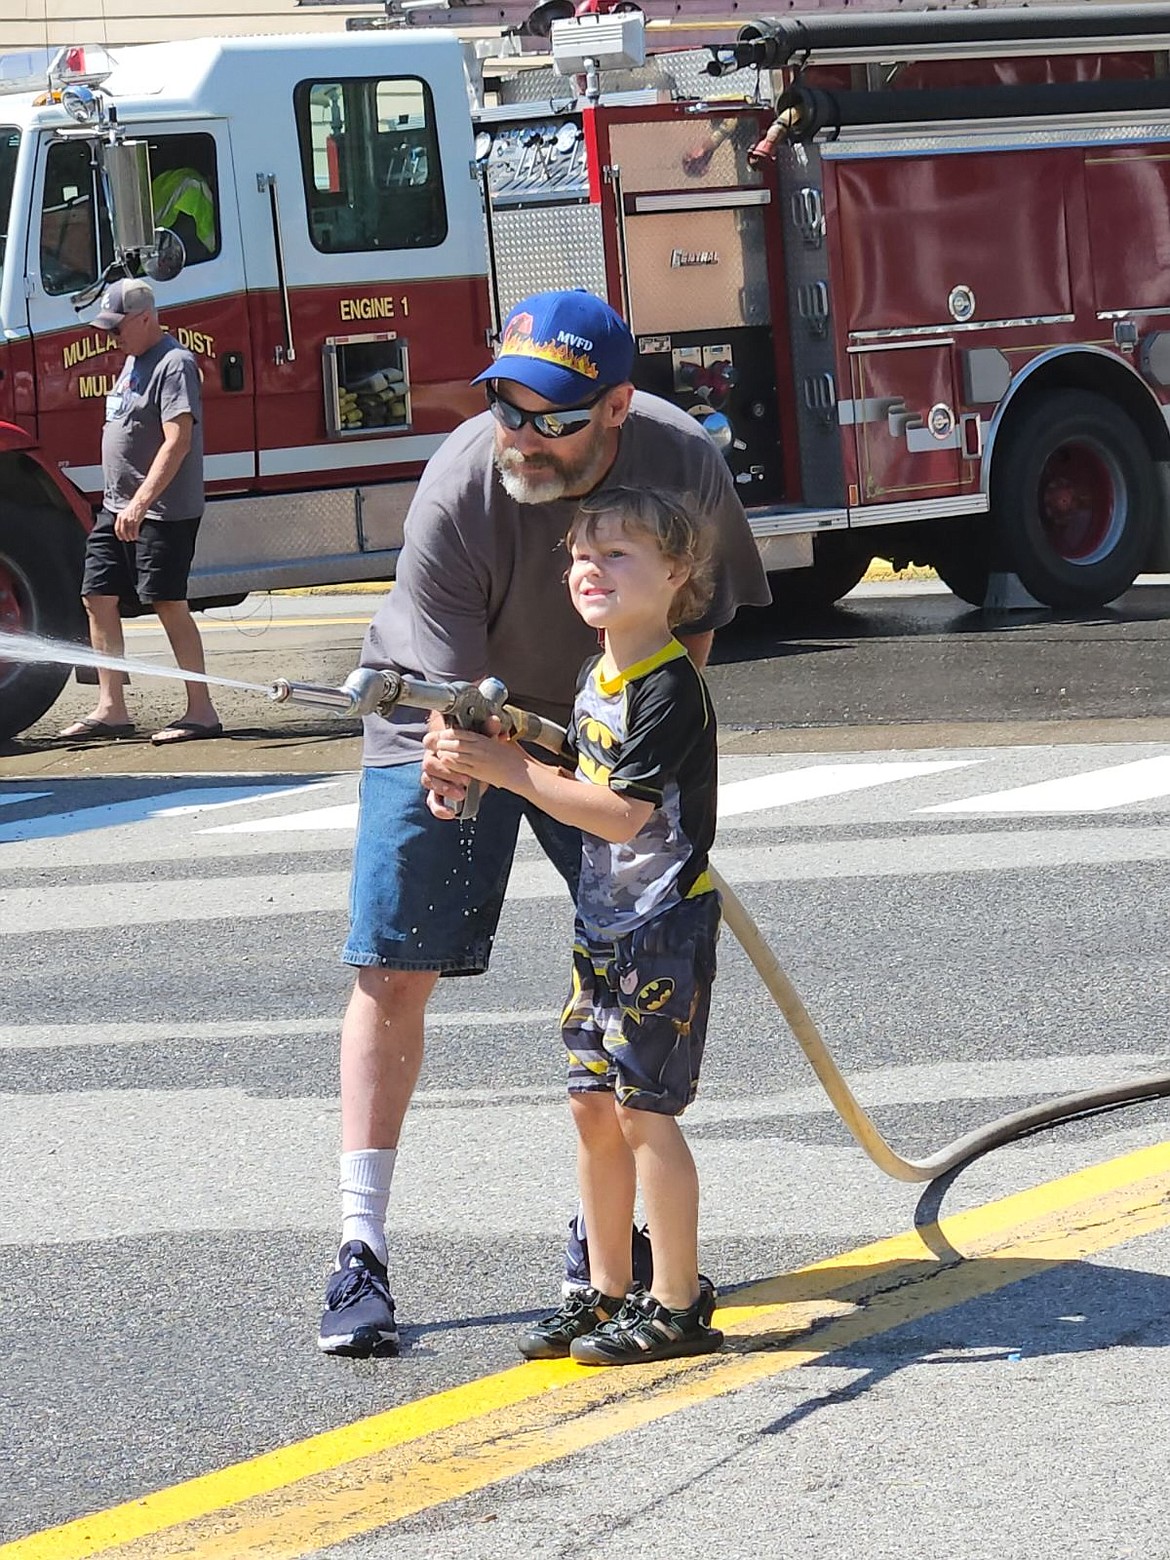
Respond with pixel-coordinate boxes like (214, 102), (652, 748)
(850, 344), (961, 507)
(623, 205), (768, 337)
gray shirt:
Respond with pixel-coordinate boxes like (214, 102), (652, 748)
(102, 333), (204, 520)
(359, 391), (770, 766)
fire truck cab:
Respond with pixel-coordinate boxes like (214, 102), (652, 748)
(6, 4), (1170, 738)
(0, 31), (495, 735)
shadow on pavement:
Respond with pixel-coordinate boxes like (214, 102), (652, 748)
(751, 1253), (1170, 1437)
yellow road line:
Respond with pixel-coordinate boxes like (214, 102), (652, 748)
(6, 1142), (1168, 1560)
(124, 617), (373, 634)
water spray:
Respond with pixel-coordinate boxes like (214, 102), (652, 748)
(0, 628), (267, 693)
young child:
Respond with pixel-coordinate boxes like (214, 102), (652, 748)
(434, 485), (723, 1366)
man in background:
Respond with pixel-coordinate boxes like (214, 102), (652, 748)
(58, 277), (220, 746)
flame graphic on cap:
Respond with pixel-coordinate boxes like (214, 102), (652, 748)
(500, 313), (599, 380)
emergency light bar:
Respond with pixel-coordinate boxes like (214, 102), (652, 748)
(48, 44), (115, 89)
(0, 48), (55, 96)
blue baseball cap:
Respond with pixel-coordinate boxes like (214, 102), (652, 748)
(472, 289), (635, 405)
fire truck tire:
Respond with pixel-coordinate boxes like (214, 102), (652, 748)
(0, 506), (86, 742)
(929, 516), (991, 607)
(992, 391), (1157, 609)
(768, 533), (872, 614)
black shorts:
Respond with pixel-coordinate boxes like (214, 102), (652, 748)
(81, 508), (202, 605)
(561, 891), (721, 1116)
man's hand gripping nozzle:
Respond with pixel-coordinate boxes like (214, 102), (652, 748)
(269, 669), (567, 821)
(417, 676), (510, 821)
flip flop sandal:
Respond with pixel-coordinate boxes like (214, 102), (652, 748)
(150, 720), (224, 746)
(57, 718), (135, 740)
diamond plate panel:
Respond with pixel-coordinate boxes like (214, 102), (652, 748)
(655, 50), (762, 104)
(358, 482), (414, 553)
(624, 207), (769, 335)
(191, 490), (359, 572)
(492, 204), (607, 319)
(609, 114), (764, 194)
(492, 53), (759, 109)
(494, 62), (675, 104)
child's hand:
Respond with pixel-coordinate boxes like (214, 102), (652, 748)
(434, 726), (526, 791)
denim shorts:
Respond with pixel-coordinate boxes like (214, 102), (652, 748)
(343, 760), (581, 976)
(561, 891), (721, 1116)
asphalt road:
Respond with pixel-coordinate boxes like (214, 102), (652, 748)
(1, 583), (1170, 1559)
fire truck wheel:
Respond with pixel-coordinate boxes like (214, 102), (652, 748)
(768, 533), (872, 615)
(0, 506), (86, 742)
(992, 390), (1157, 609)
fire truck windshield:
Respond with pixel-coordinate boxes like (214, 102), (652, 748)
(0, 126), (18, 282)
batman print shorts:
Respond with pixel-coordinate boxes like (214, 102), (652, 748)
(561, 891), (720, 1116)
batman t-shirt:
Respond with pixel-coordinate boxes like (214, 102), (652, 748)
(565, 639), (716, 938)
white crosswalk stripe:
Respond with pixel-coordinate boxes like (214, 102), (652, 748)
(0, 782), (338, 844)
(156, 781), (340, 817)
(9, 745), (1170, 853)
(0, 792), (51, 811)
(0, 1012), (557, 1050)
(204, 760), (981, 835)
(717, 760), (977, 816)
(922, 754), (1170, 814)
(206, 799), (358, 834)
(199, 745), (1170, 837)
(13, 827), (1170, 936)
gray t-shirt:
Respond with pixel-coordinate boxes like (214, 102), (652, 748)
(102, 333), (204, 520)
(359, 390), (770, 766)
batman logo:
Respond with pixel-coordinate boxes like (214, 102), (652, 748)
(579, 715), (618, 749)
(636, 978), (675, 1013)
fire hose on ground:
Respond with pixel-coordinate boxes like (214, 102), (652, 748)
(271, 668), (1170, 1183)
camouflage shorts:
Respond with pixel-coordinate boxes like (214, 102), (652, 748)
(561, 891), (720, 1116)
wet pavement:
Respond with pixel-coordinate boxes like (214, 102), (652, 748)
(711, 577), (1170, 732)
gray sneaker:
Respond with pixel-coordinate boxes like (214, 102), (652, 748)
(562, 1213), (654, 1297)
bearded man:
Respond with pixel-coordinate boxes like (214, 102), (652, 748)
(317, 289), (769, 1359)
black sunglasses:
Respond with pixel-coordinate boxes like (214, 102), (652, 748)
(486, 384), (608, 440)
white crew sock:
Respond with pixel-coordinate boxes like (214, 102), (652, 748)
(339, 1148), (397, 1267)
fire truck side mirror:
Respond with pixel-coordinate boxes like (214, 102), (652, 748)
(143, 228), (186, 283)
(100, 140), (185, 283)
(102, 139), (155, 255)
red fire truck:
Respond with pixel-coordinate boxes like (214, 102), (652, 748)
(5, 1), (1170, 738)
